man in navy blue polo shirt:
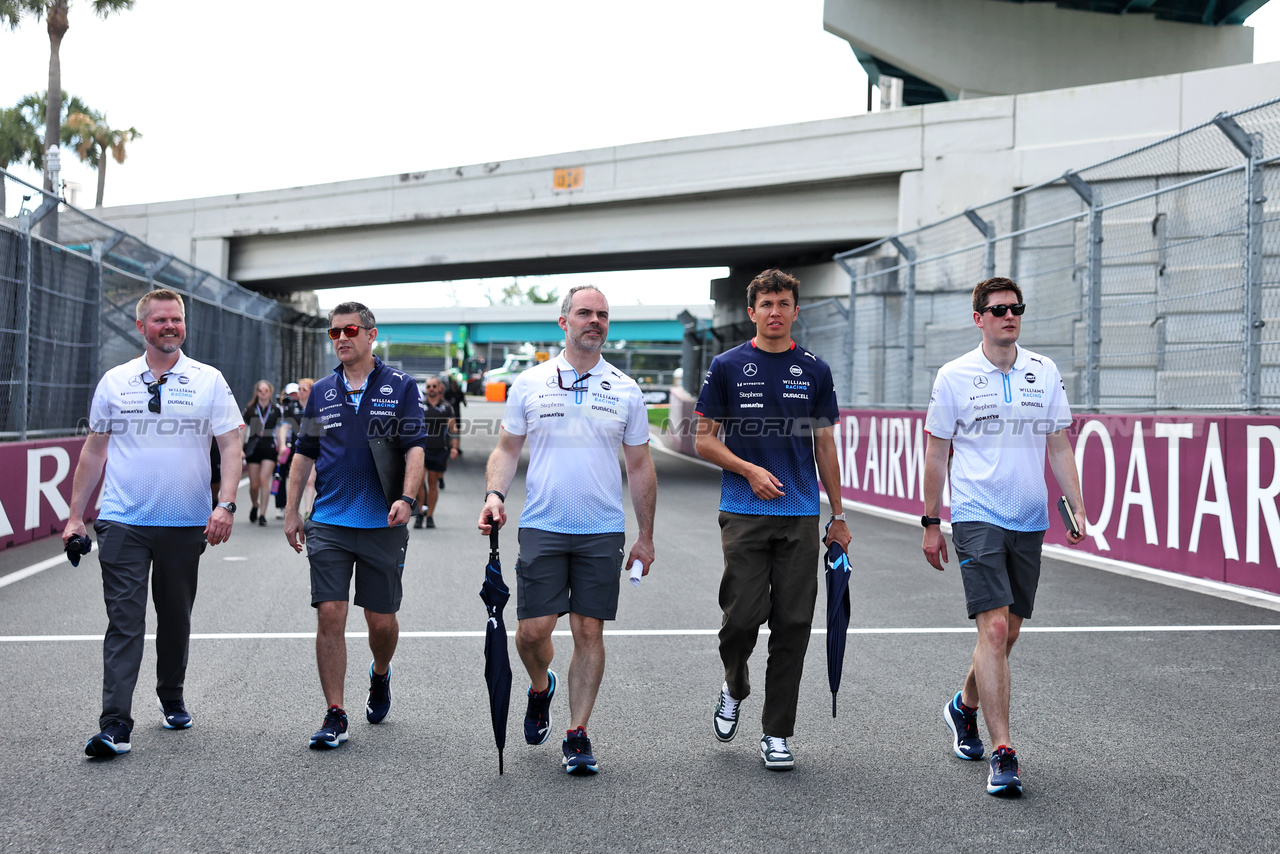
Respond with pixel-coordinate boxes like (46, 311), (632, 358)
(285, 301), (426, 750)
(695, 268), (852, 771)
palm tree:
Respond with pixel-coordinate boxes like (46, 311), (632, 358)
(0, 105), (40, 215)
(0, 1), (135, 193)
(66, 110), (139, 207)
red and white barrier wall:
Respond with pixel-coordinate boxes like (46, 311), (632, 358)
(833, 410), (1280, 596)
(0, 438), (100, 550)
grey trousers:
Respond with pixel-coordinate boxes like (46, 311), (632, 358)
(93, 520), (205, 729)
(717, 511), (820, 739)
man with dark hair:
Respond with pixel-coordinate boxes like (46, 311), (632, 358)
(695, 268), (851, 771)
(922, 276), (1086, 796)
(478, 284), (656, 775)
(285, 301), (427, 750)
(64, 289), (243, 758)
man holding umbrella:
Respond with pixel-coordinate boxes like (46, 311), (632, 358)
(694, 268), (851, 771)
(478, 284), (656, 775)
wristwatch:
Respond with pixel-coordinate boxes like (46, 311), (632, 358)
(217, 501), (237, 514)
(921, 515), (941, 528)
(830, 512), (846, 522)
(399, 494), (418, 511)
(485, 490), (506, 503)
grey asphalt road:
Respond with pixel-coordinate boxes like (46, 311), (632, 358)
(2, 400), (1278, 854)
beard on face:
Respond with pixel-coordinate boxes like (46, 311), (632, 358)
(149, 329), (184, 353)
(568, 324), (605, 352)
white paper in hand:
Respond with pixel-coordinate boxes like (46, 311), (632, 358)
(629, 559), (644, 588)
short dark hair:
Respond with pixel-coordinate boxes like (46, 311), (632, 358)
(972, 277), (1024, 313)
(560, 284), (604, 318)
(327, 301), (377, 328)
(746, 269), (800, 309)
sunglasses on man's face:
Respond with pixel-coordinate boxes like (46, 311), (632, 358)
(327, 324), (372, 340)
(980, 303), (1026, 318)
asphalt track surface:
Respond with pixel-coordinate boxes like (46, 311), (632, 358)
(2, 401), (1279, 854)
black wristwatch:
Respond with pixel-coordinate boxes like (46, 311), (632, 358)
(921, 515), (941, 528)
(217, 501), (237, 514)
(399, 494), (418, 511)
(485, 490), (506, 503)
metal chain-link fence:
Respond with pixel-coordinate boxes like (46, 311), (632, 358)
(833, 95), (1280, 412)
(0, 168), (330, 438)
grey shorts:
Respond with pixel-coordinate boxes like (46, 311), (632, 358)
(305, 518), (409, 614)
(515, 528), (626, 621)
(951, 521), (1045, 620)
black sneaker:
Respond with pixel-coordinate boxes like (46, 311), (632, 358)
(413, 513), (424, 529)
(85, 722), (132, 757)
(562, 726), (598, 774)
(158, 697), (193, 729)
(309, 706), (349, 750)
(249, 506), (258, 523)
(944, 691), (984, 760)
(425, 516), (436, 528)
(366, 662), (392, 724)
(438, 477), (445, 490)
(258, 516), (266, 527)
(713, 682), (740, 742)
(759, 735), (795, 770)
(987, 746), (1022, 796)
(524, 669), (557, 745)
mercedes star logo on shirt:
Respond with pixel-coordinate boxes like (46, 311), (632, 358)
(743, 363), (758, 376)
(973, 376), (988, 388)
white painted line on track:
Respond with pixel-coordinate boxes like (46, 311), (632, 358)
(3, 625), (1278, 643)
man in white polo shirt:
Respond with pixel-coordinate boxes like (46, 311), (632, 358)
(63, 289), (243, 758)
(922, 276), (1086, 796)
(478, 284), (656, 775)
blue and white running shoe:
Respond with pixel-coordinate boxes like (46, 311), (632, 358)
(524, 670), (557, 745)
(987, 746), (1023, 796)
(943, 691), (983, 760)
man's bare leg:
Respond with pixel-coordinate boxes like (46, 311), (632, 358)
(516, 614), (558, 692)
(567, 613), (605, 731)
(316, 600), (349, 708)
(966, 607), (1022, 748)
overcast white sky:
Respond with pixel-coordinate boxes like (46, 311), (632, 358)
(3, 0), (1278, 308)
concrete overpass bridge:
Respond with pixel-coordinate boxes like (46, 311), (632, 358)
(97, 61), (1280, 323)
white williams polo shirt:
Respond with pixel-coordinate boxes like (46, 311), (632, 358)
(89, 351), (244, 527)
(924, 344), (1072, 531)
(501, 354), (649, 535)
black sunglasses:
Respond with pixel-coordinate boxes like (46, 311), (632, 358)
(327, 324), (373, 340)
(143, 372), (169, 413)
(556, 370), (592, 392)
(980, 303), (1026, 318)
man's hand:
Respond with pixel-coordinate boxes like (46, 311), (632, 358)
(388, 499), (411, 527)
(824, 519), (852, 550)
(478, 495), (505, 535)
(449, 447), (459, 461)
(625, 535), (655, 578)
(922, 525), (948, 571)
(204, 507), (233, 546)
(285, 511), (306, 553)
(1066, 504), (1087, 546)
(61, 517), (87, 545)
(277, 447), (290, 466)
(746, 465), (784, 500)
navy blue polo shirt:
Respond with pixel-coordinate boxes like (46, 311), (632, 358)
(296, 357), (427, 528)
(695, 338), (839, 516)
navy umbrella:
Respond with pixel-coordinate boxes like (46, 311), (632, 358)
(824, 526), (853, 718)
(480, 527), (513, 774)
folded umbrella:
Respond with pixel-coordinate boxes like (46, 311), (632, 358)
(824, 527), (852, 718)
(479, 527), (513, 774)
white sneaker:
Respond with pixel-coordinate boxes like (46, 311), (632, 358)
(713, 682), (740, 742)
(759, 735), (795, 770)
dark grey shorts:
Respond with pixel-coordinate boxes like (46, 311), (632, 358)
(515, 528), (626, 621)
(305, 518), (409, 614)
(952, 521), (1045, 620)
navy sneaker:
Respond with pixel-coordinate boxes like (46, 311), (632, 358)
(943, 691), (983, 760)
(524, 669), (557, 745)
(413, 513), (424, 529)
(713, 682), (740, 742)
(158, 697), (193, 730)
(987, 746), (1023, 796)
(85, 722), (132, 758)
(425, 516), (436, 529)
(366, 662), (392, 724)
(562, 726), (598, 774)
(759, 735), (795, 770)
(309, 706), (349, 750)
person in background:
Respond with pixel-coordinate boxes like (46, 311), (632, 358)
(294, 379), (317, 518)
(275, 383), (304, 518)
(443, 375), (467, 458)
(413, 376), (458, 529)
(241, 381), (286, 527)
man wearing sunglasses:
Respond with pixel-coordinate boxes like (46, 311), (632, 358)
(922, 276), (1086, 796)
(63, 289), (244, 758)
(478, 284), (656, 775)
(285, 302), (426, 751)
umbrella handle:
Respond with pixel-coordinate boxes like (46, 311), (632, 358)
(490, 529), (500, 553)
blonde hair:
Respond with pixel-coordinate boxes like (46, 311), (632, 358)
(135, 289), (186, 322)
